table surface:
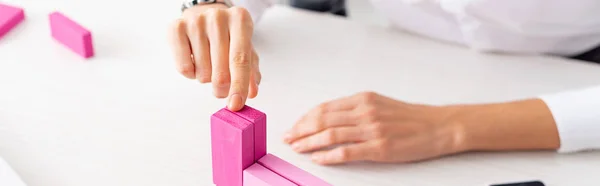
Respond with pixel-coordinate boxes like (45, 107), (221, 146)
(2, 1), (600, 186)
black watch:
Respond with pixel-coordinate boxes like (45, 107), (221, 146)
(181, 0), (232, 12)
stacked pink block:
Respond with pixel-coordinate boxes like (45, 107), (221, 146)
(211, 106), (332, 186)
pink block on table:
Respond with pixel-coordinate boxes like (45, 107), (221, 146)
(231, 105), (267, 161)
(0, 3), (25, 39)
(49, 12), (94, 58)
(211, 108), (255, 186)
(243, 163), (298, 186)
(258, 154), (332, 186)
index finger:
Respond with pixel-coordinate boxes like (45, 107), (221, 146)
(283, 95), (361, 143)
(227, 7), (254, 111)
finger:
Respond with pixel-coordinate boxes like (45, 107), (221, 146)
(284, 111), (357, 144)
(311, 141), (375, 165)
(171, 18), (195, 79)
(247, 51), (260, 99)
(290, 126), (364, 153)
(247, 70), (258, 99)
(319, 94), (362, 113)
(227, 7), (254, 111)
(187, 15), (212, 83)
(206, 9), (231, 98)
(284, 95), (365, 143)
(254, 47), (262, 86)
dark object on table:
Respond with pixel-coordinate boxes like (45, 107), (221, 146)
(289, 0), (347, 17)
(571, 42), (600, 63)
(491, 180), (545, 186)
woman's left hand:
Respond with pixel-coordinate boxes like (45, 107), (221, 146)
(283, 92), (466, 165)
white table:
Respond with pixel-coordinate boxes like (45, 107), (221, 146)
(2, 0), (600, 185)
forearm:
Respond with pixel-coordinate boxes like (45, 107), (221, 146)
(447, 98), (560, 152)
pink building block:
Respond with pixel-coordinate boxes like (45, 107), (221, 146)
(258, 154), (332, 186)
(49, 12), (94, 58)
(231, 105), (267, 161)
(0, 3), (25, 39)
(211, 108), (255, 186)
(243, 163), (298, 186)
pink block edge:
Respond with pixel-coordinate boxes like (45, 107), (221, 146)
(231, 105), (268, 161)
(211, 108), (255, 186)
(244, 163), (298, 186)
(0, 3), (25, 39)
(48, 11), (94, 59)
(258, 154), (332, 186)
(231, 105), (267, 123)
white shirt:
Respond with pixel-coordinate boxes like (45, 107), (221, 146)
(231, 0), (600, 153)
(0, 157), (26, 186)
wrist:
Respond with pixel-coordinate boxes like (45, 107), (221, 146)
(184, 3), (229, 13)
(432, 105), (471, 154)
(443, 99), (560, 152)
(412, 104), (470, 155)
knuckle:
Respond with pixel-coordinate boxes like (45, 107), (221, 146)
(323, 129), (337, 144)
(205, 9), (227, 24)
(228, 7), (252, 23)
(198, 70), (212, 83)
(193, 15), (206, 29)
(338, 147), (351, 161)
(199, 76), (211, 83)
(357, 91), (378, 104)
(232, 52), (252, 67)
(228, 7), (250, 17)
(178, 65), (194, 77)
(316, 106), (327, 123)
(183, 15), (204, 34)
(311, 103), (329, 130)
(212, 73), (231, 86)
(373, 140), (392, 159)
(360, 106), (379, 123)
(367, 123), (386, 138)
(204, 8), (224, 17)
(317, 103), (329, 114)
(315, 116), (326, 132)
(187, 14), (201, 24)
(173, 18), (187, 32)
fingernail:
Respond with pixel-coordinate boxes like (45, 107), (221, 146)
(228, 94), (242, 110)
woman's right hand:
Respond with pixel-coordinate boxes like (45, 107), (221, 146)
(170, 4), (260, 111)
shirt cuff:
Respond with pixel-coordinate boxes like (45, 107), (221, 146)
(539, 85), (600, 153)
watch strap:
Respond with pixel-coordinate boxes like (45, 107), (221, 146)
(181, 0), (232, 12)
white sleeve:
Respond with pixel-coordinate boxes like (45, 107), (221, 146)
(0, 157), (27, 186)
(439, 0), (600, 56)
(229, 0), (275, 23)
(539, 86), (600, 153)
